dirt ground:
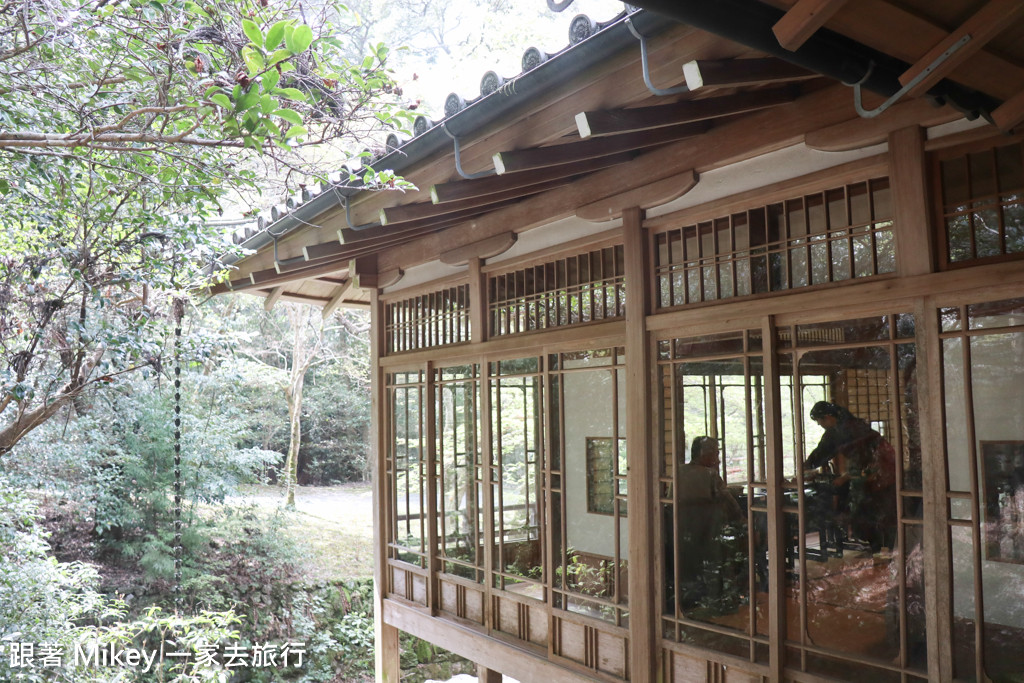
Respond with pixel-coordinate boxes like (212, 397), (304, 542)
(230, 482), (376, 581)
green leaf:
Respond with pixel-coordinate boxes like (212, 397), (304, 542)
(260, 94), (275, 114)
(241, 19), (263, 49)
(0, 179), (9, 194)
(276, 88), (306, 102)
(278, 62), (295, 74)
(265, 20), (289, 50)
(284, 125), (306, 139)
(210, 93), (231, 109)
(267, 49), (293, 66)
(236, 87), (260, 112)
(261, 69), (280, 91)
(290, 25), (313, 54)
(243, 47), (264, 75)
(204, 86), (223, 98)
(271, 108), (302, 125)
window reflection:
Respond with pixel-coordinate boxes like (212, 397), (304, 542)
(782, 314), (925, 678)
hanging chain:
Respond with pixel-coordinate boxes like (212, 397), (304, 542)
(172, 297), (184, 610)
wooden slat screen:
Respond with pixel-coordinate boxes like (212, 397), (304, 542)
(654, 177), (895, 308)
(385, 284), (470, 354)
(488, 245), (626, 336)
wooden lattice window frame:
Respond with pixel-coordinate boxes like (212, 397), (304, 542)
(384, 283), (470, 355)
(653, 176), (895, 309)
(932, 135), (1024, 270)
(487, 244), (625, 337)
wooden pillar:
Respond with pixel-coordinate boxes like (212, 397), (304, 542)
(918, 297), (954, 681)
(477, 664), (503, 683)
(890, 125), (934, 277)
(425, 361), (439, 615)
(623, 206), (659, 682)
(469, 257), (488, 344)
(371, 289), (401, 683)
(761, 316), (786, 683)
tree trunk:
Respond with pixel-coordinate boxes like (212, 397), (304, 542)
(280, 305), (323, 507)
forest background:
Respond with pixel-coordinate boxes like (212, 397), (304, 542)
(0, 0), (618, 681)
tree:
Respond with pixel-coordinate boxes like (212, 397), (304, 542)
(0, 0), (408, 457)
(282, 303), (323, 507)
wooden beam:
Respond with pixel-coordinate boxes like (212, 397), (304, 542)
(320, 279), (353, 319)
(440, 231), (517, 266)
(492, 121), (709, 175)
(575, 87), (797, 138)
(804, 97), (961, 152)
(576, 168), (699, 222)
(380, 178), (571, 225)
(262, 286), (286, 311)
(889, 126), (934, 277)
(350, 254), (378, 290)
(682, 57), (817, 91)
(772, 0), (849, 51)
(900, 0), (1024, 98)
(992, 89), (1024, 132)
(430, 152), (634, 205)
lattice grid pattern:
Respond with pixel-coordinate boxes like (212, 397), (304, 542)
(654, 178), (895, 308)
(488, 245), (626, 336)
(385, 284), (470, 354)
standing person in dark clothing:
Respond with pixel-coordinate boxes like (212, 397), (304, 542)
(804, 401), (897, 551)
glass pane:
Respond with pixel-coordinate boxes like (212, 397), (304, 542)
(556, 354), (628, 623)
(796, 315), (890, 346)
(967, 297), (1024, 330)
(491, 371), (543, 590)
(974, 202), (1002, 259)
(391, 377), (426, 565)
(788, 324), (916, 669)
(436, 368), (483, 581)
(661, 344), (765, 661)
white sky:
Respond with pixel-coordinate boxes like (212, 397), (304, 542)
(377, 0), (626, 121)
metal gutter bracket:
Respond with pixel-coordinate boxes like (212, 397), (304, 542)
(442, 123), (496, 180)
(847, 34), (971, 119)
(268, 227), (306, 273)
(625, 17), (689, 97)
(341, 195), (382, 233)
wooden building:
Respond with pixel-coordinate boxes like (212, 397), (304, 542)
(213, 1), (1024, 681)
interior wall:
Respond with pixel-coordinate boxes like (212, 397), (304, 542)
(944, 317), (1024, 628)
(562, 366), (629, 558)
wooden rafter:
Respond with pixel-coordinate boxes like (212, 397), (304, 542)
(682, 58), (817, 91)
(379, 177), (572, 225)
(492, 121), (709, 175)
(575, 87), (797, 139)
(321, 279), (354, 319)
(993, 89), (1024, 132)
(900, 0), (1024, 98)
(430, 152), (634, 204)
(262, 286), (286, 311)
(772, 0), (849, 51)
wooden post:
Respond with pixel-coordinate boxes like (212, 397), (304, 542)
(623, 206), (659, 682)
(425, 360), (439, 615)
(918, 297), (954, 681)
(761, 316), (786, 683)
(890, 126), (934, 278)
(469, 257), (488, 344)
(371, 289), (401, 683)
(477, 664), (503, 683)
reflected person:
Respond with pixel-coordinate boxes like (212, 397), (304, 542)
(675, 436), (746, 613)
(804, 401), (897, 552)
